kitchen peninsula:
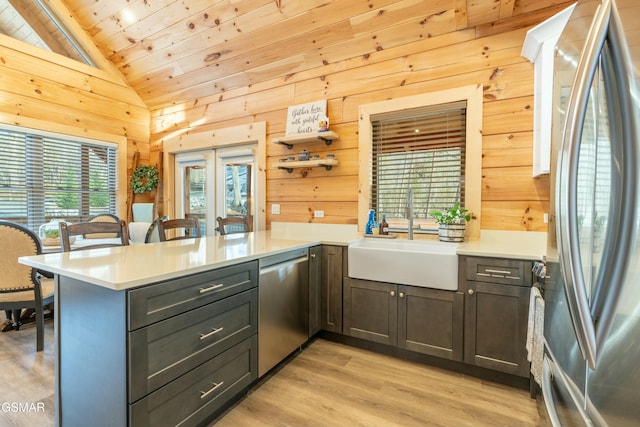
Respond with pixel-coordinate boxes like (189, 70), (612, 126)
(19, 228), (360, 427)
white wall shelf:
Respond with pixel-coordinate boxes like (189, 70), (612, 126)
(273, 158), (339, 173)
(274, 131), (339, 149)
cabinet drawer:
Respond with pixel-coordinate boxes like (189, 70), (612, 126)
(465, 257), (532, 287)
(128, 261), (258, 330)
(129, 335), (257, 427)
(129, 288), (257, 403)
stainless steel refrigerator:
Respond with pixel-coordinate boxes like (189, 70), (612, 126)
(544, 0), (640, 425)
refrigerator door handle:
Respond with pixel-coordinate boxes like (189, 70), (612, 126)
(590, 4), (639, 355)
(557, 0), (610, 369)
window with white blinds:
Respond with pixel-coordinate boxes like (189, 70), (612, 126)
(371, 101), (466, 231)
(0, 127), (117, 233)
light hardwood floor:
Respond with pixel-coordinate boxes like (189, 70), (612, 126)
(0, 319), (550, 427)
(215, 339), (551, 427)
(0, 316), (55, 427)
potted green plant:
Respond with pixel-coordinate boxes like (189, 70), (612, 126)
(429, 202), (472, 242)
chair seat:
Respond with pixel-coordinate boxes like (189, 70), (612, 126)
(0, 278), (54, 304)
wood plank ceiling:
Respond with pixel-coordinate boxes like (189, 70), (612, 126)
(57, 0), (567, 112)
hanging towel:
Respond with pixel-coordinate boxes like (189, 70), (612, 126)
(526, 286), (545, 385)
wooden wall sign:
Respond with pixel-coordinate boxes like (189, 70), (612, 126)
(285, 100), (327, 136)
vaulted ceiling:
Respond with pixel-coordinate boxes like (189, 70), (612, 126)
(12, 1), (573, 112)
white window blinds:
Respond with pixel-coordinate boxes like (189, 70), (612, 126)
(371, 101), (466, 230)
(0, 127), (117, 232)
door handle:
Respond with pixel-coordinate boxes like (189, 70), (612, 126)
(556, 0), (610, 369)
(589, 6), (639, 359)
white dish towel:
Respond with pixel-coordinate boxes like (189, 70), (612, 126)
(526, 286), (545, 385)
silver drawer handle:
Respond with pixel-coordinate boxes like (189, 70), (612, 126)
(476, 273), (491, 277)
(200, 381), (224, 399)
(485, 269), (511, 275)
(199, 327), (224, 340)
(199, 283), (224, 294)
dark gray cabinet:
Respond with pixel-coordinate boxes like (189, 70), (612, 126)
(343, 277), (464, 361)
(129, 335), (257, 427)
(461, 256), (532, 377)
(321, 245), (346, 333)
(56, 261), (258, 427)
(398, 285), (463, 361)
(308, 245), (322, 336)
(128, 288), (257, 402)
(343, 278), (397, 345)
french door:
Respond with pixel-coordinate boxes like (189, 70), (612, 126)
(174, 146), (256, 236)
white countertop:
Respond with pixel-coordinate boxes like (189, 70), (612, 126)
(20, 223), (546, 292)
(457, 230), (547, 260)
(20, 231), (321, 291)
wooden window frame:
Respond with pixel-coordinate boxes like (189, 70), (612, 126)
(358, 85), (482, 240)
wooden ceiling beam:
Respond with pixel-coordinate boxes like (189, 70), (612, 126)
(455, 0), (468, 30)
(7, 0), (69, 54)
(498, 0), (516, 20)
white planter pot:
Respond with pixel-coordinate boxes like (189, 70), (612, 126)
(438, 222), (465, 242)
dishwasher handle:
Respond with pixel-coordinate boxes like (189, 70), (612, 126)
(259, 255), (309, 275)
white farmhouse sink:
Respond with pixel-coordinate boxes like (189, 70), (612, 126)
(348, 238), (459, 290)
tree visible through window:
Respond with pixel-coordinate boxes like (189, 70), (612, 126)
(371, 102), (466, 232)
(0, 126), (117, 233)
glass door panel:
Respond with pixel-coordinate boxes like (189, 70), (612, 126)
(224, 163), (251, 217)
(184, 164), (206, 234)
(174, 151), (215, 236)
(216, 147), (255, 232)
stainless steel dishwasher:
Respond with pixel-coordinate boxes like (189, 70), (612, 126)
(258, 248), (309, 377)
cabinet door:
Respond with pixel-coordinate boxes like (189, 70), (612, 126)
(321, 245), (344, 333)
(464, 281), (531, 377)
(343, 278), (397, 346)
(398, 286), (463, 361)
(308, 245), (322, 337)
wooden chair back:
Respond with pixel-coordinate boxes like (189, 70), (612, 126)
(157, 218), (201, 241)
(216, 216), (251, 235)
(0, 221), (55, 351)
(59, 219), (129, 252)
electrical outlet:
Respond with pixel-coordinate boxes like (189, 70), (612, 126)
(271, 204), (280, 215)
(314, 210), (324, 218)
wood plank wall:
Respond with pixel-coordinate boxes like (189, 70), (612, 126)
(0, 35), (152, 217)
(0, 2), (571, 233)
(151, 6), (566, 232)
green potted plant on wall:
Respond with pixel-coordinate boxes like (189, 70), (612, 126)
(429, 202), (472, 242)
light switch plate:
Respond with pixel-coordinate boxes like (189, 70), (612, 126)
(314, 210), (324, 218)
(272, 204), (280, 215)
